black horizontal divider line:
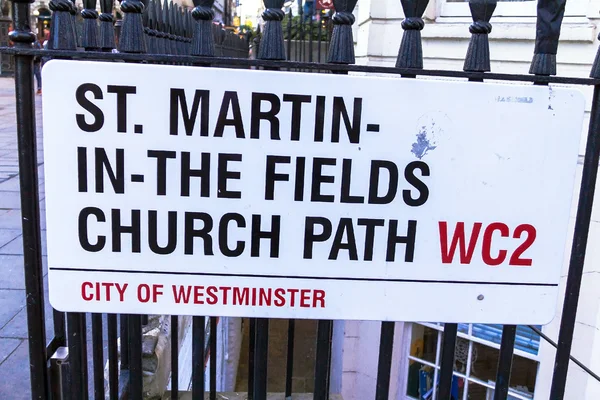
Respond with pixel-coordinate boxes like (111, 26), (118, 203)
(1, 47), (598, 86)
(48, 268), (558, 287)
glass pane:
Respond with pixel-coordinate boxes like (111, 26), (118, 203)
(471, 324), (503, 347)
(467, 380), (492, 400)
(509, 354), (537, 397)
(411, 324), (438, 364)
(469, 342), (500, 384)
(406, 361), (435, 400)
(471, 324), (540, 356)
(453, 337), (471, 375)
(515, 325), (540, 356)
(436, 375), (465, 400)
(479, 380), (535, 399)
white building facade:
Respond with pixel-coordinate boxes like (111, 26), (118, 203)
(328, 1), (600, 399)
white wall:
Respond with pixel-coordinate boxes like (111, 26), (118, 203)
(331, 0), (600, 398)
(330, 321), (405, 400)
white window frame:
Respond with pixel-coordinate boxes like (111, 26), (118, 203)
(440, 0), (588, 18)
(400, 322), (540, 400)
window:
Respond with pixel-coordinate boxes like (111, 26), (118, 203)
(405, 323), (539, 400)
(440, 0), (587, 18)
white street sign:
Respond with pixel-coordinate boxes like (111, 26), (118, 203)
(42, 60), (585, 323)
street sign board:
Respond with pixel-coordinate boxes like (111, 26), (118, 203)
(42, 60), (585, 323)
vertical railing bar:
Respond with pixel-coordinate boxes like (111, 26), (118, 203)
(549, 84), (600, 399)
(120, 314), (130, 369)
(313, 320), (333, 400)
(298, 0), (304, 64)
(67, 312), (85, 399)
(326, 17), (331, 64)
(128, 314), (143, 399)
(171, 315), (179, 400)
(438, 323), (458, 400)
(431, 329), (443, 400)
(107, 314), (119, 400)
(375, 321), (395, 400)
(317, 12), (322, 64)
(81, 313), (89, 400)
(9, 1), (49, 397)
(287, 9), (292, 62)
(252, 318), (269, 400)
(210, 317), (217, 400)
(54, 309), (67, 345)
(285, 319), (295, 399)
(309, 6), (314, 64)
(294, 16), (299, 65)
(192, 316), (206, 399)
(325, 324), (333, 396)
(493, 325), (516, 400)
(248, 318), (256, 400)
(92, 313), (105, 400)
(69, 0), (78, 48)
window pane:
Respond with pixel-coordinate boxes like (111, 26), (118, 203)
(481, 381), (535, 399)
(471, 324), (540, 356)
(451, 375), (466, 400)
(515, 325), (541, 356)
(467, 380), (492, 400)
(406, 361), (435, 400)
(509, 354), (537, 397)
(469, 342), (500, 383)
(410, 324), (438, 364)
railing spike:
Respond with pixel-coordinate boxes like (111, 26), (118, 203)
(162, 0), (171, 54)
(184, 9), (192, 55)
(48, 0), (77, 50)
(142, 0), (149, 27)
(169, 2), (175, 54)
(328, 0), (358, 64)
(191, 0), (216, 57)
(176, 4), (184, 55)
(258, 0), (286, 60)
(118, 0), (147, 53)
(463, 0), (497, 72)
(82, 0), (100, 50)
(146, 0), (158, 53)
(69, 0), (79, 48)
(174, 4), (180, 55)
(396, 0), (429, 69)
(529, 0), (565, 76)
(169, 1), (177, 55)
(99, 0), (115, 51)
(155, 0), (165, 54)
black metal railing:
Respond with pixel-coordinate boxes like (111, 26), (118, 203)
(3, 0), (600, 399)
